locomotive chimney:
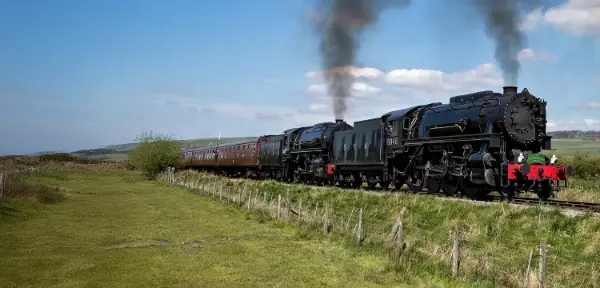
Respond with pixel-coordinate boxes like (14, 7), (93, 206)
(503, 86), (518, 96)
(335, 119), (343, 123)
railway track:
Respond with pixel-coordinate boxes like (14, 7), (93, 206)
(419, 190), (600, 213)
(309, 181), (600, 214)
(506, 197), (600, 213)
(407, 189), (600, 213)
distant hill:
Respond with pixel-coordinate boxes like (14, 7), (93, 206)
(547, 130), (600, 140)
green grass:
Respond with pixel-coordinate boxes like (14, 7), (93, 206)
(0, 167), (471, 288)
(545, 139), (600, 156)
(3, 162), (600, 287)
(159, 170), (600, 288)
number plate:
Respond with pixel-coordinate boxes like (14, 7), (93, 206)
(386, 137), (399, 146)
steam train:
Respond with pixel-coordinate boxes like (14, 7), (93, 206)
(181, 86), (573, 200)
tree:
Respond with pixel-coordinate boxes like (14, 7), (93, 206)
(127, 131), (182, 178)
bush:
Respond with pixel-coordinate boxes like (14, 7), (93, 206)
(0, 172), (66, 204)
(559, 152), (600, 180)
(127, 131), (182, 178)
(39, 153), (76, 162)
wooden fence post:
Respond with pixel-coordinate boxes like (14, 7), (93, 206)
(539, 241), (547, 288)
(523, 248), (533, 288)
(323, 204), (330, 234)
(389, 215), (405, 266)
(451, 230), (460, 278)
(0, 172), (4, 199)
(298, 198), (302, 223)
(345, 208), (355, 231)
(277, 194), (282, 219)
(356, 208), (363, 247)
(247, 190), (252, 210)
(286, 190), (290, 219)
(394, 220), (404, 266)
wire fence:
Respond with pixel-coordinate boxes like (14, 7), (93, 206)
(156, 169), (600, 288)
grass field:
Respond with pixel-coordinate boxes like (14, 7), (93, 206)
(1, 167), (474, 288)
(545, 139), (600, 156)
(3, 164), (599, 287)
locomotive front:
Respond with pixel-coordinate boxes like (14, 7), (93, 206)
(498, 87), (573, 199)
(411, 86), (572, 200)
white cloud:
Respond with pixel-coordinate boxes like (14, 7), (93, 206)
(517, 48), (556, 61)
(547, 119), (579, 131)
(305, 63), (504, 103)
(584, 118), (600, 126)
(522, 0), (600, 36)
(521, 7), (545, 30)
(576, 101), (600, 109)
(306, 81), (383, 99)
(308, 103), (327, 111)
(307, 84), (327, 94)
(546, 119), (600, 131)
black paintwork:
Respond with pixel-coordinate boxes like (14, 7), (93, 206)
(258, 135), (283, 168)
(333, 118), (385, 167)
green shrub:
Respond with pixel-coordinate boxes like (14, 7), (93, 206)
(555, 152), (600, 180)
(39, 153), (76, 162)
(0, 172), (66, 204)
(127, 131), (182, 178)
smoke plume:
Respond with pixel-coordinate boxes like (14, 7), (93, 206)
(313, 0), (410, 120)
(471, 0), (543, 85)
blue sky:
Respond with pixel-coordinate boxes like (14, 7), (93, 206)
(0, 0), (599, 155)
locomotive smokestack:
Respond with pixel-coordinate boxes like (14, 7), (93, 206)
(335, 119), (343, 123)
(503, 86), (518, 96)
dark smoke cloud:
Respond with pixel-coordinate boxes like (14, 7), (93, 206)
(312, 0), (410, 120)
(471, 0), (545, 85)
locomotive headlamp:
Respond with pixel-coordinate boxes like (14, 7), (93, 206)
(518, 152), (525, 163)
(550, 154), (558, 164)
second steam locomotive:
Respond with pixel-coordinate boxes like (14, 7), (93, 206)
(181, 86), (573, 200)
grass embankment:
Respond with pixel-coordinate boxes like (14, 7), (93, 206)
(1, 164), (462, 288)
(158, 170), (600, 288)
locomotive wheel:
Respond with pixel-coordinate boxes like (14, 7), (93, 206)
(380, 181), (390, 191)
(441, 180), (458, 196)
(501, 181), (516, 201)
(352, 180), (362, 189)
(406, 170), (424, 193)
(537, 180), (553, 201)
(394, 179), (406, 191)
(367, 181), (377, 190)
(461, 187), (481, 200)
(425, 176), (442, 194)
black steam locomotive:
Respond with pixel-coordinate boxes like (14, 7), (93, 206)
(182, 86), (572, 200)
